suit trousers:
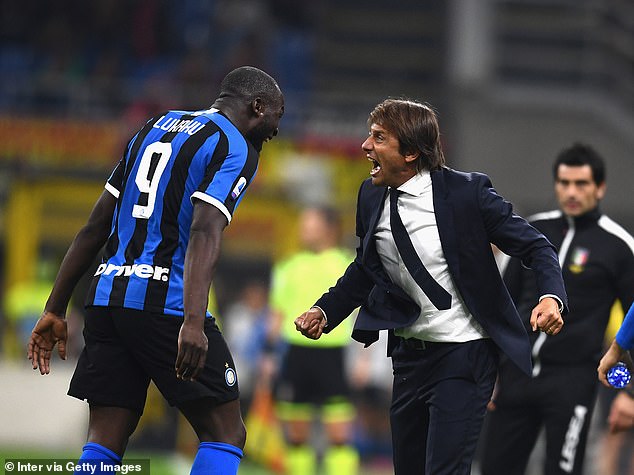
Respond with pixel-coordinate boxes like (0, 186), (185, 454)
(390, 337), (498, 475)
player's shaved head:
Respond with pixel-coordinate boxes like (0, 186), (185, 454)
(219, 66), (282, 105)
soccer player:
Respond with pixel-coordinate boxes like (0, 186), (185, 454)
(481, 144), (634, 475)
(27, 66), (284, 475)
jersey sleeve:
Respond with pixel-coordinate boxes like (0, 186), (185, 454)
(104, 158), (125, 198)
(616, 302), (634, 350)
(105, 135), (137, 198)
(191, 135), (258, 224)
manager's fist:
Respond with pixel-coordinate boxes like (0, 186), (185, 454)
(294, 307), (326, 340)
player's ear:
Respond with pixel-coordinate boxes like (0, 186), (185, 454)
(251, 97), (264, 118)
(596, 181), (606, 201)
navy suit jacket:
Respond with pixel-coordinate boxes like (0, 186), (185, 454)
(314, 168), (568, 375)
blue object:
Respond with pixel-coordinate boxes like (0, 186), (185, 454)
(190, 442), (243, 475)
(607, 362), (632, 388)
(75, 443), (121, 474)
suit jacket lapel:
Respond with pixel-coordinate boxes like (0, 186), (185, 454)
(362, 186), (388, 257)
(432, 169), (460, 278)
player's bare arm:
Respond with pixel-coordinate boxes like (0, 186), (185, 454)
(294, 307), (326, 340)
(28, 191), (116, 374)
(177, 201), (227, 381)
(530, 296), (563, 335)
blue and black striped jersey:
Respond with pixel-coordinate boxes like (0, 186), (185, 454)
(86, 108), (259, 316)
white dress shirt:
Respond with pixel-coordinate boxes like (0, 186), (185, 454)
(374, 171), (489, 342)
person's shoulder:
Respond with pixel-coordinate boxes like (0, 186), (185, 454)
(161, 109), (194, 119)
(359, 177), (385, 198)
(597, 215), (634, 256)
(436, 167), (489, 181)
(192, 108), (243, 136)
(359, 177), (373, 191)
(143, 109), (200, 129)
(202, 111), (253, 154)
(434, 167), (493, 188)
(527, 209), (563, 225)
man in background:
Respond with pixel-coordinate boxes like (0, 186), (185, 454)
(266, 205), (359, 475)
(481, 143), (634, 475)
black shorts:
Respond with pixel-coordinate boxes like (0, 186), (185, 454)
(275, 344), (350, 405)
(68, 306), (239, 414)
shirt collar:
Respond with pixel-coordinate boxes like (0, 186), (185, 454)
(393, 171), (431, 197)
(568, 206), (602, 228)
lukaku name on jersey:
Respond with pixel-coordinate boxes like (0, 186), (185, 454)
(153, 115), (206, 135)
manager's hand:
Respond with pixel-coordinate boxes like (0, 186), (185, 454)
(530, 297), (563, 335)
(294, 307), (326, 340)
